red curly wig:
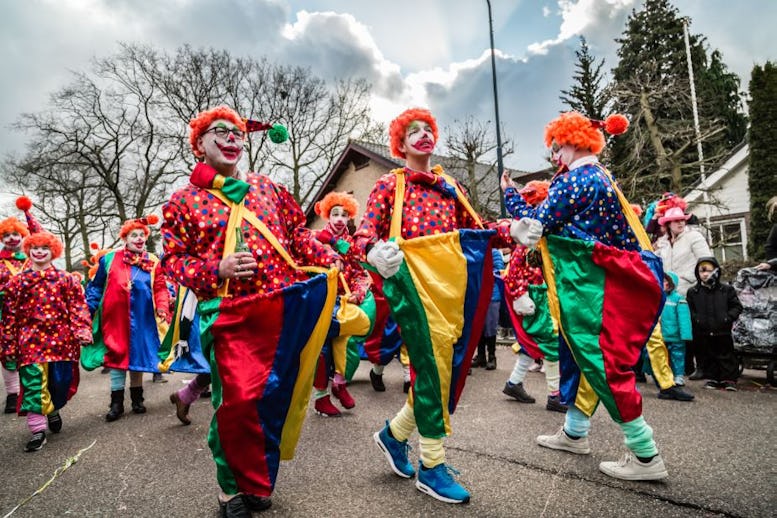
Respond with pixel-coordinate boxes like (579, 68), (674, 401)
(188, 106), (247, 158)
(544, 112), (629, 154)
(0, 216), (29, 238)
(314, 191), (360, 220)
(119, 214), (160, 240)
(389, 108), (438, 159)
(519, 180), (551, 206)
(23, 232), (63, 259)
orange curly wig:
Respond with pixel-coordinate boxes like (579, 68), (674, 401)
(519, 180), (551, 206)
(544, 112), (629, 154)
(0, 216), (29, 237)
(314, 191), (360, 220)
(188, 106), (247, 158)
(389, 108), (438, 159)
(23, 232), (63, 259)
(81, 243), (110, 280)
(119, 214), (160, 239)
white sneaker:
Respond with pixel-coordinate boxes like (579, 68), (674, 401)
(536, 428), (591, 455)
(599, 452), (668, 481)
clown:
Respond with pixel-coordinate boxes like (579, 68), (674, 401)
(0, 231), (91, 451)
(161, 105), (340, 516)
(354, 108), (502, 504)
(503, 110), (671, 481)
(499, 181), (567, 413)
(84, 215), (170, 422)
(310, 191), (372, 417)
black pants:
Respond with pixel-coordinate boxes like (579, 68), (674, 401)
(695, 334), (739, 382)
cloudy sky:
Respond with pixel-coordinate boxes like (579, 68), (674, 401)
(1, 0), (775, 175)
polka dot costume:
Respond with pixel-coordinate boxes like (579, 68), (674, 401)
(1, 266), (91, 366)
(504, 163), (640, 252)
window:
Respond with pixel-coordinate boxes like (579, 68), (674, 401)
(709, 219), (747, 262)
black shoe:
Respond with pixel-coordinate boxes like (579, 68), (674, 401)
(47, 412), (63, 433)
(722, 380), (738, 392)
(25, 431), (46, 452)
(130, 386), (146, 414)
(4, 393), (18, 414)
(244, 495), (272, 512)
(403, 381), (411, 394)
(486, 356), (497, 370)
(100, 367), (110, 374)
(219, 495), (250, 518)
(200, 388), (212, 399)
(635, 373), (647, 383)
(503, 382), (535, 403)
(546, 395), (568, 413)
(152, 373), (168, 383)
(689, 370), (705, 380)
(106, 390), (125, 422)
(658, 386), (695, 402)
(370, 369), (386, 392)
(472, 355), (487, 368)
(704, 380), (720, 390)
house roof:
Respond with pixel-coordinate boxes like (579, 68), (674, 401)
(684, 142), (749, 204)
(305, 139), (551, 221)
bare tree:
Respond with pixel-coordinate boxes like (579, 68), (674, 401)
(443, 116), (515, 219)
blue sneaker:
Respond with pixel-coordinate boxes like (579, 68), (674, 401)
(415, 462), (470, 504)
(373, 421), (415, 478)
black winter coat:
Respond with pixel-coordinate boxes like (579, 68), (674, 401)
(686, 282), (742, 336)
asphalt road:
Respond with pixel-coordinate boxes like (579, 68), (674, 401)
(1, 347), (775, 517)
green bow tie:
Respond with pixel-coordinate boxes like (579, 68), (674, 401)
(219, 176), (251, 203)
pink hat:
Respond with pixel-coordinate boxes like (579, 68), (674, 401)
(658, 206), (691, 225)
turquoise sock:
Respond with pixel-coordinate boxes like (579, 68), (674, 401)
(563, 406), (591, 438)
(620, 416), (658, 458)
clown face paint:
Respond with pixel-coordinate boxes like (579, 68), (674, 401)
(550, 141), (575, 168)
(124, 229), (148, 253)
(198, 119), (244, 175)
(401, 119), (435, 157)
(328, 206), (351, 234)
(1, 231), (23, 251)
(29, 245), (53, 270)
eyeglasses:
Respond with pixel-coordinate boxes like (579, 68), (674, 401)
(204, 126), (245, 140)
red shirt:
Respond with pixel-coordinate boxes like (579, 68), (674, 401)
(503, 245), (545, 298)
(162, 172), (339, 300)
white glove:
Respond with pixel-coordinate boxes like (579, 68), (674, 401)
(510, 218), (543, 247)
(512, 293), (536, 316)
(367, 240), (404, 278)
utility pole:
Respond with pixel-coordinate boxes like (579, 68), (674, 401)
(486, 0), (506, 217)
(682, 17), (711, 237)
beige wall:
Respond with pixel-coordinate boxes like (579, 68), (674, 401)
(309, 160), (391, 229)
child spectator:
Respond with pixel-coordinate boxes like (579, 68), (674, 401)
(659, 272), (693, 386)
(686, 257), (743, 391)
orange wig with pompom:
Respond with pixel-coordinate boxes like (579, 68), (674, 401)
(119, 214), (160, 239)
(0, 216), (29, 238)
(314, 191), (360, 220)
(519, 180), (551, 206)
(23, 232), (63, 259)
(388, 108), (438, 159)
(544, 112), (629, 155)
(188, 106), (247, 158)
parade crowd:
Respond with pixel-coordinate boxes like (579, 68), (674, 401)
(2, 105), (762, 518)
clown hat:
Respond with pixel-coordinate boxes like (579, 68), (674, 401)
(658, 207), (692, 225)
(119, 214), (160, 239)
(243, 119), (288, 144)
(15, 196), (42, 234)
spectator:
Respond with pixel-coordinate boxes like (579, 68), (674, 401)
(755, 196), (777, 271)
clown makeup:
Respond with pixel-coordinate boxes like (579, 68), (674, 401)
(29, 245), (53, 270)
(124, 229), (148, 254)
(1, 231), (23, 251)
(550, 141), (575, 167)
(328, 206), (351, 234)
(198, 119), (244, 175)
(402, 120), (435, 156)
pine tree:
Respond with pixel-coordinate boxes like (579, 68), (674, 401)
(559, 37), (611, 120)
(747, 62), (777, 259)
(608, 0), (747, 203)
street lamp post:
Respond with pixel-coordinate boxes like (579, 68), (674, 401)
(486, 0), (507, 217)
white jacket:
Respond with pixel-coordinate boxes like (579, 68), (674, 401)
(654, 228), (712, 296)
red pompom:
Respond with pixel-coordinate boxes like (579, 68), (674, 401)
(314, 201), (322, 216)
(16, 196), (32, 211)
(146, 214), (160, 225)
(90, 242), (99, 250)
(604, 114), (629, 135)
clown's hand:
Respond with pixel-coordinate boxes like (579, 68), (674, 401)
(510, 218), (543, 247)
(367, 240), (404, 278)
(512, 293), (536, 316)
